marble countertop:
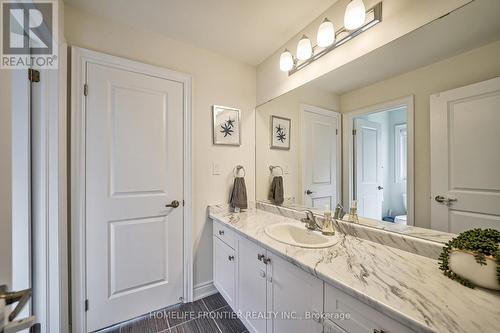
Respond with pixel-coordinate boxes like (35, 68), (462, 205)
(208, 205), (500, 333)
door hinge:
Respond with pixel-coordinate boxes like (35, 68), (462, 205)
(352, 129), (357, 135)
(85, 299), (89, 312)
(84, 83), (88, 96)
(28, 69), (40, 82)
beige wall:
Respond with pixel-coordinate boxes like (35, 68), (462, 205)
(64, 4), (256, 287)
(340, 40), (500, 228)
(256, 0), (470, 105)
(0, 70), (12, 286)
(256, 86), (339, 203)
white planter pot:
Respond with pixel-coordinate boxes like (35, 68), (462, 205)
(448, 250), (500, 290)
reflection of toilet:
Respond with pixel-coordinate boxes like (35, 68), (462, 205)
(394, 193), (407, 224)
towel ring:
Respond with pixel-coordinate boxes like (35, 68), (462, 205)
(269, 165), (284, 176)
(234, 165), (246, 177)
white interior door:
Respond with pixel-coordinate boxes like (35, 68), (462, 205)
(354, 118), (383, 219)
(85, 62), (184, 331)
(430, 77), (500, 233)
(301, 106), (340, 210)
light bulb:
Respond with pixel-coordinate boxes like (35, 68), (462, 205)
(279, 49), (294, 72)
(296, 35), (312, 60)
(317, 18), (335, 48)
(344, 0), (366, 30)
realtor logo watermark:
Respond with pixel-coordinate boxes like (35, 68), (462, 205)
(1, 0), (58, 69)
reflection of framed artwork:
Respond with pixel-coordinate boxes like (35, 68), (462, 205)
(270, 115), (291, 150)
(213, 105), (241, 146)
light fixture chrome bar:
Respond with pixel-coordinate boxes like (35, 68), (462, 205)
(288, 2), (383, 75)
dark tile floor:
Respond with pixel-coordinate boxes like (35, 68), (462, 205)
(96, 293), (248, 333)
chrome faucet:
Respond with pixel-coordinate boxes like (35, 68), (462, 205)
(333, 203), (345, 220)
(301, 210), (321, 230)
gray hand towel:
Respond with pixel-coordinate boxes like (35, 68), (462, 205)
(230, 177), (248, 210)
(268, 176), (284, 205)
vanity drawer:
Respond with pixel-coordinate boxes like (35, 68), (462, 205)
(213, 220), (235, 249)
(324, 283), (415, 333)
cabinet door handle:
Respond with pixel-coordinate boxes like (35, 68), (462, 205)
(259, 269), (266, 278)
(373, 330), (386, 333)
(228, 255), (234, 261)
(218, 230), (224, 235)
(257, 254), (265, 261)
(263, 257), (271, 265)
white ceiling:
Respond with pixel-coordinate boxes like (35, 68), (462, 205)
(64, 0), (338, 65)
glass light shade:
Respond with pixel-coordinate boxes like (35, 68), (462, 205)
(279, 50), (294, 72)
(344, 0), (366, 30)
(296, 35), (312, 60)
(317, 18), (335, 47)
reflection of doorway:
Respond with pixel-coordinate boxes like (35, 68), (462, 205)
(300, 105), (341, 210)
(344, 97), (414, 225)
(431, 77), (500, 233)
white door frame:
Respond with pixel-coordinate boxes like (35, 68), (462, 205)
(300, 104), (342, 207)
(70, 47), (193, 332)
(342, 96), (414, 225)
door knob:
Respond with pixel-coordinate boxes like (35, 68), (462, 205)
(305, 190), (315, 195)
(165, 200), (180, 208)
(377, 186), (384, 190)
(434, 195), (457, 206)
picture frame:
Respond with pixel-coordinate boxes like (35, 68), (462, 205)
(212, 105), (241, 146)
(270, 115), (291, 150)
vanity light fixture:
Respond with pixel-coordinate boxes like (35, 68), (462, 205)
(344, 0), (367, 30)
(317, 18), (335, 47)
(296, 35), (313, 60)
(279, 1), (382, 75)
(279, 49), (294, 72)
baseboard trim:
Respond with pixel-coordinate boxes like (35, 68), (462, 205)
(193, 280), (218, 301)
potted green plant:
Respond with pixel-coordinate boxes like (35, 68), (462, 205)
(439, 228), (500, 290)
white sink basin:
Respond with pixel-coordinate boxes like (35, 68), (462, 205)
(265, 223), (336, 248)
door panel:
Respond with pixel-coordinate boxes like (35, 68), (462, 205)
(86, 62), (184, 331)
(109, 217), (168, 296)
(213, 237), (236, 308)
(431, 77), (500, 232)
(110, 85), (168, 195)
(237, 236), (267, 333)
(355, 119), (383, 220)
(302, 107), (340, 210)
(267, 253), (323, 333)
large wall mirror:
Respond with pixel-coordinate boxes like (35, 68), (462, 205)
(255, 0), (500, 240)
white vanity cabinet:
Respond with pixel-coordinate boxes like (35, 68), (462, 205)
(237, 235), (268, 333)
(324, 283), (416, 333)
(266, 252), (323, 333)
(212, 220), (416, 333)
(236, 235), (323, 333)
(213, 221), (237, 308)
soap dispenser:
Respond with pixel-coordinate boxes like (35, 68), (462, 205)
(345, 200), (359, 223)
(322, 211), (335, 236)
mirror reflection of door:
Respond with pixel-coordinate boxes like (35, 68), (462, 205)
(431, 77), (500, 233)
(301, 105), (341, 211)
(354, 118), (383, 219)
(353, 106), (408, 224)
